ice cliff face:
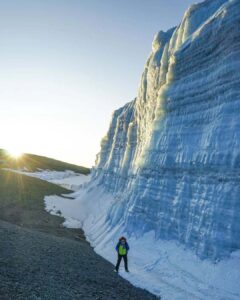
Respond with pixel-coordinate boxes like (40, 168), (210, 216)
(92, 0), (240, 260)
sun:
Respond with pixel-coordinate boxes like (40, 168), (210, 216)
(7, 149), (23, 159)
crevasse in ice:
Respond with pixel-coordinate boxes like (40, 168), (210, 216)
(91, 0), (240, 260)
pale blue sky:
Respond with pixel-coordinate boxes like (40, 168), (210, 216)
(0, 0), (197, 167)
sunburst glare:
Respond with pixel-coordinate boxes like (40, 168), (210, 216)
(7, 149), (23, 159)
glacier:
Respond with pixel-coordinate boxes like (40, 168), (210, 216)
(43, 0), (240, 299)
(92, 0), (240, 260)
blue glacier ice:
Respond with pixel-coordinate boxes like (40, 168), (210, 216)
(90, 0), (240, 261)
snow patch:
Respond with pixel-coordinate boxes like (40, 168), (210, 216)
(3, 168), (90, 191)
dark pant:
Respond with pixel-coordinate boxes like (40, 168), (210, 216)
(115, 254), (128, 271)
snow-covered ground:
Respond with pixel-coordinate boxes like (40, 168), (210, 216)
(4, 169), (90, 191)
(44, 181), (240, 300)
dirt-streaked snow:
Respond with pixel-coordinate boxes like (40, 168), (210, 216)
(3, 169), (90, 191)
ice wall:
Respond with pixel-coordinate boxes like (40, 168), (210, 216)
(92, 0), (240, 260)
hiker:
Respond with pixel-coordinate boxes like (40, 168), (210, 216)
(114, 236), (129, 273)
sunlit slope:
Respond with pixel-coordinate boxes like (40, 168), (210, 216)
(0, 149), (90, 174)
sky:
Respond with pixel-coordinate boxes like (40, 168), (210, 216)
(0, 0), (197, 167)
